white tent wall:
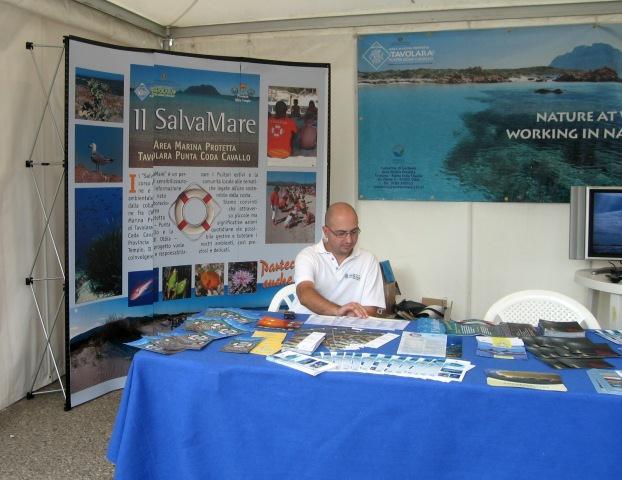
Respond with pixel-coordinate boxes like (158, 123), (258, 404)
(0, 0), (159, 410)
(172, 12), (619, 320)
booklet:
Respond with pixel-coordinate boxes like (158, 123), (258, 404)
(267, 351), (335, 376)
(485, 369), (567, 392)
(587, 369), (622, 395)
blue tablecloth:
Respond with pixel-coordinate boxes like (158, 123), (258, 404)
(107, 319), (622, 480)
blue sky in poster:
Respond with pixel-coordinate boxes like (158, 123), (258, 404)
(358, 24), (622, 71)
(76, 67), (123, 82)
(131, 64), (260, 95)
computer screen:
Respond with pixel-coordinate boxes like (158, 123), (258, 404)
(587, 187), (622, 260)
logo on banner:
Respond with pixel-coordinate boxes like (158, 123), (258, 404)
(362, 41), (435, 70)
(134, 82), (150, 101)
(362, 41), (390, 70)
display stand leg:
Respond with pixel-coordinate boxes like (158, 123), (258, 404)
(24, 41), (67, 407)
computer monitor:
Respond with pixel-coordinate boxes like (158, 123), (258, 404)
(569, 186), (622, 262)
(587, 187), (622, 260)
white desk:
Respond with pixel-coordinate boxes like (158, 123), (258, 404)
(574, 268), (622, 329)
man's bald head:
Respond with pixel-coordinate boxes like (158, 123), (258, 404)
(324, 202), (358, 227)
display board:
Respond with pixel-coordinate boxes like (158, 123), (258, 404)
(358, 24), (622, 202)
(66, 37), (329, 407)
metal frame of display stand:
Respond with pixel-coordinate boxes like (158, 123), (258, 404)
(24, 41), (68, 409)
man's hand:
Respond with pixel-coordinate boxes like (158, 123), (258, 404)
(336, 302), (369, 318)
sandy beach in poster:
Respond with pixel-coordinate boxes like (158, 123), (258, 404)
(265, 171), (317, 244)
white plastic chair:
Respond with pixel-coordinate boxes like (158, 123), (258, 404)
(268, 283), (298, 312)
(483, 289), (600, 329)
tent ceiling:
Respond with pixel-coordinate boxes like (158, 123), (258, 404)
(75, 1), (622, 38)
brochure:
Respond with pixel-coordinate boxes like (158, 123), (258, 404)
(538, 319), (585, 338)
(485, 369), (567, 392)
(125, 331), (216, 354)
(444, 320), (538, 337)
(523, 335), (620, 367)
(476, 336), (527, 360)
(593, 330), (622, 345)
(312, 352), (474, 382)
(397, 332), (447, 358)
(267, 351), (336, 376)
(587, 369), (622, 395)
(250, 331), (287, 356)
(220, 335), (263, 353)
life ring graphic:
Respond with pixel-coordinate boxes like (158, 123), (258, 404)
(169, 185), (220, 239)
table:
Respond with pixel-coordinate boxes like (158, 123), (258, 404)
(108, 318), (622, 480)
(575, 268), (622, 329)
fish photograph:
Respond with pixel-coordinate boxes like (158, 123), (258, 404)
(128, 268), (158, 306)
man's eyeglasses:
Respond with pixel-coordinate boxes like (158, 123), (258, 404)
(326, 227), (361, 238)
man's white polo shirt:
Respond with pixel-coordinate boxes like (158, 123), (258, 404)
(291, 239), (386, 314)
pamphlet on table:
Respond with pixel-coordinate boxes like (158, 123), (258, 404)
(305, 314), (409, 331)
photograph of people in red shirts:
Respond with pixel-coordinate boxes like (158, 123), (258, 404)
(268, 100), (298, 158)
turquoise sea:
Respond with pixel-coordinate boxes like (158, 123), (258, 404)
(358, 82), (622, 202)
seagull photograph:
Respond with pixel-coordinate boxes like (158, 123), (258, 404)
(75, 124), (123, 182)
(89, 143), (115, 172)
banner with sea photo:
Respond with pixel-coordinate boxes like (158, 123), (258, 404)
(358, 24), (622, 202)
(66, 37), (329, 407)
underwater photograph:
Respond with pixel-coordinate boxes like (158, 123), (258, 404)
(74, 187), (123, 304)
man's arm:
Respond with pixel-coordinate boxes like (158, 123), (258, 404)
(296, 281), (373, 318)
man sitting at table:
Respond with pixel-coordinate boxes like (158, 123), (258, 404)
(292, 202), (385, 318)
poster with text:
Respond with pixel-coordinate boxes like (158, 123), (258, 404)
(358, 24), (622, 202)
(66, 37), (329, 407)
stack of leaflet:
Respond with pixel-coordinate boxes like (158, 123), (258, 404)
(281, 327), (396, 352)
(188, 307), (262, 325)
(444, 320), (538, 337)
(587, 369), (622, 395)
(182, 315), (254, 337)
(127, 308), (261, 355)
(312, 352), (474, 383)
(125, 331), (216, 354)
(476, 336), (527, 360)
